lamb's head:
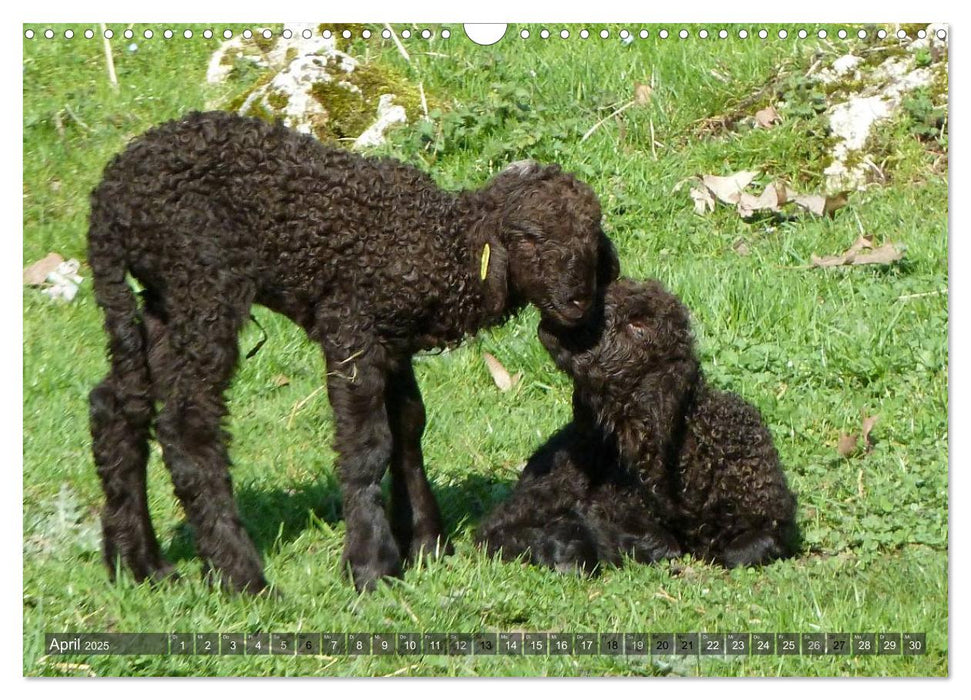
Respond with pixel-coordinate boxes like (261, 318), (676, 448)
(538, 278), (696, 399)
(476, 162), (619, 328)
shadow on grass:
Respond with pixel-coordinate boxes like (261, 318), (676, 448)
(162, 470), (519, 564)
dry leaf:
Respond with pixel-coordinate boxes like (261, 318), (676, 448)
(812, 236), (871, 266)
(702, 171), (759, 205)
(853, 244), (904, 266)
(272, 374), (291, 387)
(838, 414), (879, 458)
(848, 236), (874, 255)
(861, 414), (879, 451)
(684, 173), (847, 222)
(483, 352), (520, 392)
(634, 82), (653, 105)
(689, 186), (715, 215)
(732, 238), (751, 256)
(792, 191), (849, 217)
(812, 254), (842, 267)
(23, 252), (65, 285)
(837, 433), (859, 458)
(736, 182), (787, 219)
(754, 105), (781, 128)
(812, 237), (903, 268)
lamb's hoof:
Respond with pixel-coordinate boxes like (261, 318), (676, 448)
(203, 563), (271, 596)
(147, 562), (180, 586)
(349, 564), (403, 592)
(106, 549), (180, 588)
(344, 543), (403, 593)
(408, 534), (454, 563)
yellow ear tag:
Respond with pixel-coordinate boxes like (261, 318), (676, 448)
(480, 243), (491, 281)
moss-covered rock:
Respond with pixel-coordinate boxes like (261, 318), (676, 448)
(210, 22), (421, 147)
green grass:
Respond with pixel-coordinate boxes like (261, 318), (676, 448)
(22, 23), (948, 677)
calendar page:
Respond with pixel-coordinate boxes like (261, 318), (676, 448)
(21, 18), (948, 679)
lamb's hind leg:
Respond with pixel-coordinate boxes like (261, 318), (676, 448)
(153, 295), (267, 594)
(90, 297), (174, 584)
(479, 505), (600, 574)
(585, 488), (682, 565)
(91, 382), (175, 584)
(387, 363), (452, 562)
(476, 454), (600, 574)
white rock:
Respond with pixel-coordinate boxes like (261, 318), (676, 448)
(908, 23), (949, 52)
(354, 94), (408, 149)
(206, 23), (337, 85)
(829, 96), (893, 152)
(208, 24), (412, 147)
(822, 28), (943, 192)
(42, 259), (83, 302)
(832, 54), (862, 75)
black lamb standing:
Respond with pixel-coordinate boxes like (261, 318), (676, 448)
(87, 111), (619, 593)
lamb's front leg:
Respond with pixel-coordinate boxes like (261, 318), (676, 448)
(620, 359), (699, 519)
(325, 351), (402, 592)
(386, 363), (452, 561)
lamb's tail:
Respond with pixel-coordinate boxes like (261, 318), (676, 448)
(88, 216), (150, 408)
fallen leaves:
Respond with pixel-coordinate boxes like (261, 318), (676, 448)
(791, 191), (849, 218)
(838, 414), (879, 458)
(811, 236), (904, 268)
(836, 433), (860, 458)
(23, 252), (65, 285)
(483, 352), (522, 392)
(736, 181), (787, 219)
(702, 171), (759, 205)
(633, 82), (653, 106)
(23, 252), (84, 302)
(676, 171), (904, 269)
(754, 105), (782, 128)
(677, 171), (850, 221)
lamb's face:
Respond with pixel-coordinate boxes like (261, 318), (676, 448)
(504, 174), (618, 329)
(538, 279), (692, 396)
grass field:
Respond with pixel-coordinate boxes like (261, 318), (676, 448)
(22, 23), (948, 677)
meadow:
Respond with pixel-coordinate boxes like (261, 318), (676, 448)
(22, 23), (948, 676)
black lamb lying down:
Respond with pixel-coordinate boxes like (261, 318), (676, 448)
(477, 278), (798, 571)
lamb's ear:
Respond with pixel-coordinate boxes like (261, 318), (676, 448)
(480, 238), (510, 315)
(597, 232), (621, 284)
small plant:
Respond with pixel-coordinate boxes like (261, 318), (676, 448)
(913, 48), (934, 69)
(900, 87), (948, 147)
(399, 83), (583, 164)
(777, 72), (829, 121)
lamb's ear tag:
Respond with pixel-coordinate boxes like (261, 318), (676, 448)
(480, 243), (491, 281)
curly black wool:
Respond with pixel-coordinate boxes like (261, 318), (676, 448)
(88, 111), (619, 593)
(477, 278), (798, 572)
